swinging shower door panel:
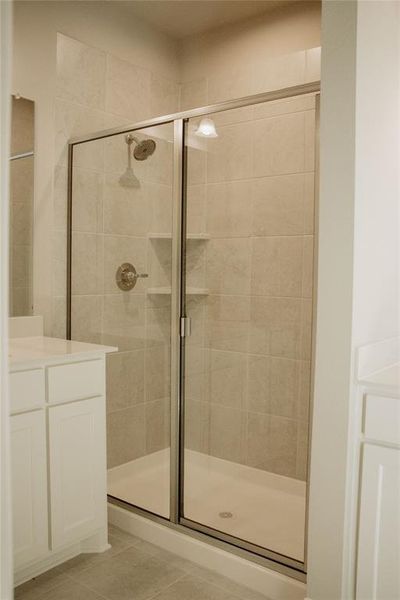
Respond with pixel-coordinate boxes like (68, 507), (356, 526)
(181, 95), (317, 564)
(69, 123), (174, 518)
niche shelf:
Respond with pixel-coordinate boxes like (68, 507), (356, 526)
(148, 233), (210, 241)
(147, 287), (209, 296)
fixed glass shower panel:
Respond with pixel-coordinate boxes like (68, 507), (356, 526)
(182, 94), (316, 563)
(70, 122), (174, 518)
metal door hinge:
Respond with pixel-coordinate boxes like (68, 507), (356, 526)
(180, 317), (191, 338)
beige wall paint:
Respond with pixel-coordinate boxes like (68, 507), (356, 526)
(179, 1), (321, 84)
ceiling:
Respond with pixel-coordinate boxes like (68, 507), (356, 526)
(110, 0), (301, 39)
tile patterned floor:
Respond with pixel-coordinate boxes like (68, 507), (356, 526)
(15, 525), (271, 600)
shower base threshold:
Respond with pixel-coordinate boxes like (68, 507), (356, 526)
(107, 448), (305, 562)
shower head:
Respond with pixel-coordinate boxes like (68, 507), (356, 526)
(119, 134), (140, 188)
(119, 166), (140, 188)
(133, 138), (156, 161)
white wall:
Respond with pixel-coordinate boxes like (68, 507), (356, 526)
(0, 2), (13, 598)
(12, 1), (180, 334)
(307, 1), (400, 598)
(352, 0), (400, 346)
(307, 2), (357, 597)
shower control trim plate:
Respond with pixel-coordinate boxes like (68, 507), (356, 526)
(116, 263), (148, 291)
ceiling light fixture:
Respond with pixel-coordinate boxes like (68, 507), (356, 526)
(194, 117), (218, 138)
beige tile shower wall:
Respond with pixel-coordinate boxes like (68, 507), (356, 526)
(55, 33), (178, 468)
(183, 50), (320, 481)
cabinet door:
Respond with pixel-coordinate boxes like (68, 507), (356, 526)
(356, 443), (400, 600)
(11, 411), (48, 568)
(49, 397), (106, 548)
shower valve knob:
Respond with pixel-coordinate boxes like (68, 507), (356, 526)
(116, 263), (148, 291)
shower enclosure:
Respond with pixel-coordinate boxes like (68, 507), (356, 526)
(67, 81), (319, 579)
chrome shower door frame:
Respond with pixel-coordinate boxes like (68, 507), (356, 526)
(66, 80), (320, 582)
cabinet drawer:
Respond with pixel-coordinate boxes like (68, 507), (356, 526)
(10, 369), (45, 414)
(47, 359), (104, 405)
(364, 394), (400, 445)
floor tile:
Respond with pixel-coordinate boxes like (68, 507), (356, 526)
(40, 580), (107, 600)
(14, 566), (72, 600)
(186, 565), (271, 600)
(60, 531), (136, 576)
(150, 574), (244, 600)
(15, 528), (271, 600)
(74, 550), (186, 600)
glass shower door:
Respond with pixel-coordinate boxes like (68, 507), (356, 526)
(181, 94), (317, 565)
(69, 122), (174, 518)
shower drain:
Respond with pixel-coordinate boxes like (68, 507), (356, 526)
(219, 511), (233, 519)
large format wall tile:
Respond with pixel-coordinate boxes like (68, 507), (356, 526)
(107, 404), (146, 468)
(106, 350), (145, 412)
(71, 295), (103, 344)
(253, 51), (306, 97)
(205, 294), (250, 353)
(246, 355), (300, 420)
(105, 55), (151, 122)
(206, 238), (251, 295)
(55, 99), (105, 168)
(145, 398), (170, 454)
(208, 404), (245, 463)
(253, 112), (305, 177)
(252, 174), (305, 236)
(102, 293), (145, 351)
(150, 74), (180, 118)
(72, 168), (104, 233)
(207, 65), (255, 105)
(246, 413), (297, 477)
(209, 349), (247, 409)
(71, 232), (103, 295)
(148, 182), (173, 234)
(249, 296), (302, 359)
(250, 236), (303, 297)
(145, 345), (171, 402)
(206, 180), (253, 238)
(296, 420), (309, 480)
(254, 94), (315, 121)
(103, 174), (149, 236)
(305, 47), (321, 83)
(57, 33), (106, 110)
(207, 122), (253, 183)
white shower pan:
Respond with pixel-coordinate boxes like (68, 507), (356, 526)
(107, 448), (306, 562)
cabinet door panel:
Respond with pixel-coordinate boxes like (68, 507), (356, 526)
(49, 398), (106, 548)
(356, 443), (400, 600)
(11, 411), (48, 568)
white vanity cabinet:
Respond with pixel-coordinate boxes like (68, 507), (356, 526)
(356, 390), (400, 600)
(11, 409), (48, 569)
(9, 337), (116, 584)
(49, 396), (106, 548)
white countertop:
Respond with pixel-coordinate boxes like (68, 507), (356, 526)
(359, 363), (400, 397)
(9, 336), (117, 368)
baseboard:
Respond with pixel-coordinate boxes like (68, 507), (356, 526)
(108, 503), (307, 600)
